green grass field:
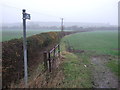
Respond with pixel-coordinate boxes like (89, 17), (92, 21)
(61, 30), (119, 78)
(2, 29), (60, 42)
(60, 31), (119, 88)
(64, 31), (118, 56)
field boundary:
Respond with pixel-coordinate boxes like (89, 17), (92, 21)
(44, 44), (60, 72)
(2, 32), (59, 88)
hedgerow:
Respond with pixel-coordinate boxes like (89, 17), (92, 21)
(2, 32), (59, 88)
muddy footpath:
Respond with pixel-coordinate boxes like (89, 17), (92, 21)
(91, 55), (119, 88)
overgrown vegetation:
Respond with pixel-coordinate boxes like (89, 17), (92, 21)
(2, 31), (59, 88)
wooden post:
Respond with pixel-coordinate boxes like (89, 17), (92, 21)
(58, 44), (60, 58)
(54, 47), (56, 57)
(48, 52), (51, 72)
(44, 51), (48, 71)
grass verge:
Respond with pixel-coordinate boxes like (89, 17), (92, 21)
(60, 40), (92, 88)
(106, 59), (120, 77)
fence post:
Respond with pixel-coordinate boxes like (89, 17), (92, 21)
(48, 52), (51, 72)
(54, 47), (56, 57)
(58, 44), (60, 58)
(44, 51), (48, 71)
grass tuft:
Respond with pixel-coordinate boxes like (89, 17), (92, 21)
(106, 59), (120, 77)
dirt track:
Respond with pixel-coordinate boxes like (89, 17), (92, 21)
(91, 56), (118, 88)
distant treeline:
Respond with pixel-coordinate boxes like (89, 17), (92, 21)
(2, 25), (117, 31)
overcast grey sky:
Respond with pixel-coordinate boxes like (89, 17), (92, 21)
(1, 0), (119, 25)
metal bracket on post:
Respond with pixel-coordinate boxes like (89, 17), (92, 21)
(22, 9), (30, 88)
